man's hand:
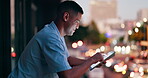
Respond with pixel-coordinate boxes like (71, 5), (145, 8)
(90, 53), (104, 64)
(89, 52), (107, 68)
(96, 61), (106, 68)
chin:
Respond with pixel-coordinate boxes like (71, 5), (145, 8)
(67, 34), (73, 36)
(66, 30), (75, 36)
(67, 32), (74, 36)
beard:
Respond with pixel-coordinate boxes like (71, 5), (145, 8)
(66, 24), (76, 36)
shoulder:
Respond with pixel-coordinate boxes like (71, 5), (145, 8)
(36, 28), (59, 42)
(34, 25), (62, 45)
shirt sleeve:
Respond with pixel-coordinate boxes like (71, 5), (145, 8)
(40, 36), (72, 73)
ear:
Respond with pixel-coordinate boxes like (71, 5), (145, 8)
(63, 12), (69, 22)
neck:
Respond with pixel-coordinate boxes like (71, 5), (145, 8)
(54, 19), (66, 37)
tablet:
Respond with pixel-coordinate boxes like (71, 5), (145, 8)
(90, 51), (116, 70)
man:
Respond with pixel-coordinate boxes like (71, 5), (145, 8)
(8, 1), (104, 78)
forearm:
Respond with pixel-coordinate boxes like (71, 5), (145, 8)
(58, 53), (103, 78)
(58, 57), (94, 78)
(69, 58), (94, 78)
(68, 56), (86, 66)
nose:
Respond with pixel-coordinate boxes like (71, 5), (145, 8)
(76, 23), (79, 29)
(74, 20), (80, 29)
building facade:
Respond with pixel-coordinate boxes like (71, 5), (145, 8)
(90, 0), (117, 21)
(137, 8), (148, 21)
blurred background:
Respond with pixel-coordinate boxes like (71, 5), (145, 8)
(0, 0), (148, 78)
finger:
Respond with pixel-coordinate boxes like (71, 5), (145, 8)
(96, 53), (104, 61)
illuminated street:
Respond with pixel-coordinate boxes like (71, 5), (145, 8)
(68, 43), (148, 78)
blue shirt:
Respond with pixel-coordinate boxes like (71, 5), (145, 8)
(8, 21), (72, 78)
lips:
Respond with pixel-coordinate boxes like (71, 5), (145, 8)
(73, 29), (76, 32)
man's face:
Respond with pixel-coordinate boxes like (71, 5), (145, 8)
(65, 12), (82, 36)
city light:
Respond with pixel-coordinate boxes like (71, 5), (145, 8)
(134, 28), (139, 33)
(121, 46), (126, 54)
(131, 44), (137, 50)
(114, 46), (131, 54)
(114, 46), (119, 53)
(11, 47), (14, 52)
(114, 61), (127, 73)
(122, 70), (126, 75)
(134, 67), (139, 72)
(77, 40), (83, 46)
(136, 22), (141, 27)
(117, 46), (122, 53)
(105, 62), (112, 67)
(105, 59), (114, 67)
(128, 30), (132, 35)
(105, 33), (112, 38)
(139, 67), (144, 72)
(121, 24), (125, 28)
(11, 52), (16, 57)
(140, 72), (144, 76)
(85, 49), (96, 57)
(143, 18), (147, 22)
(11, 47), (16, 57)
(95, 48), (100, 53)
(112, 39), (117, 45)
(125, 46), (131, 54)
(114, 64), (127, 72)
(100, 46), (105, 52)
(130, 72), (134, 77)
(72, 42), (78, 48)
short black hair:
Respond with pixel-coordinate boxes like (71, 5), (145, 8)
(57, 1), (84, 16)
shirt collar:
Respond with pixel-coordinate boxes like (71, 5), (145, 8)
(50, 21), (61, 37)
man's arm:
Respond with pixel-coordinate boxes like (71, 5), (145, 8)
(68, 56), (86, 66)
(57, 53), (103, 78)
